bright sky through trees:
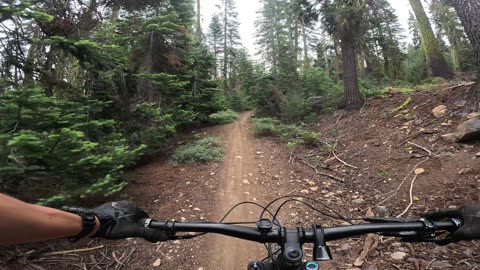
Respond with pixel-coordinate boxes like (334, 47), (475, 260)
(200, 0), (415, 56)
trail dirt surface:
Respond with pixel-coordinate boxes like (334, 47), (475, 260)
(204, 111), (265, 269)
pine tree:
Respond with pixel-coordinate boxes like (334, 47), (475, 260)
(430, 0), (465, 72)
(322, 0), (365, 110)
(408, 11), (422, 48)
(222, 0), (241, 94)
(409, 0), (453, 78)
(207, 14), (223, 79)
(447, 0), (480, 102)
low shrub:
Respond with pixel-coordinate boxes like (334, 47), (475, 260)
(208, 110), (239, 125)
(172, 137), (224, 164)
(251, 118), (283, 136)
(251, 118), (321, 146)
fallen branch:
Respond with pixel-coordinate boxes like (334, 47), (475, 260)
(406, 141), (432, 157)
(332, 150), (358, 169)
(301, 160), (345, 183)
(396, 173), (419, 217)
(367, 157), (429, 211)
(445, 82), (475, 91)
(41, 245), (105, 256)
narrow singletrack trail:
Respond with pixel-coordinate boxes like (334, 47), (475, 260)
(203, 112), (266, 269)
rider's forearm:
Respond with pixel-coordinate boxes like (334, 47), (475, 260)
(0, 193), (99, 245)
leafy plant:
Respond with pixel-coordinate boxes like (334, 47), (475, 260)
(208, 110), (239, 125)
(0, 88), (144, 206)
(172, 137), (224, 164)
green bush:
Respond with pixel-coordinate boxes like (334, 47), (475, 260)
(251, 118), (283, 136)
(125, 102), (176, 153)
(251, 118), (321, 146)
(208, 110), (239, 125)
(402, 47), (428, 84)
(280, 92), (313, 124)
(0, 88), (144, 206)
(172, 137), (224, 164)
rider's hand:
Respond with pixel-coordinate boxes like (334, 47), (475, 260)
(425, 204), (480, 243)
(92, 201), (169, 243)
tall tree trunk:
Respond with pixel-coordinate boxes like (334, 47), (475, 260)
(24, 25), (41, 83)
(110, 4), (120, 21)
(449, 0), (480, 103)
(449, 0), (480, 80)
(223, 0), (229, 95)
(301, 17), (309, 69)
(409, 0), (453, 79)
(196, 0), (202, 42)
(340, 33), (364, 110)
(447, 33), (462, 72)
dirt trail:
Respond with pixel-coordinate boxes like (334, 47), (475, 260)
(204, 112), (265, 269)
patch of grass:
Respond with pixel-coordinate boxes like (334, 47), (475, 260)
(251, 117), (321, 146)
(172, 137), (224, 164)
(377, 170), (390, 177)
(208, 110), (239, 125)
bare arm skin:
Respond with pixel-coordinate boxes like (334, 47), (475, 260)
(0, 193), (99, 245)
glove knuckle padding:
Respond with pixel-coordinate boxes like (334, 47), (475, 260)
(92, 201), (168, 242)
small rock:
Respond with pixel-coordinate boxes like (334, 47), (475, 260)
(375, 206), (389, 217)
(415, 168), (425, 175)
(392, 242), (402, 248)
(242, 179), (250, 184)
(476, 152), (480, 157)
(352, 198), (365, 204)
(459, 168), (473, 175)
(153, 258), (161, 267)
(430, 260), (453, 269)
(307, 181), (316, 186)
(235, 156), (242, 159)
(454, 100), (467, 107)
(181, 217), (186, 221)
(414, 119), (424, 125)
(432, 105), (447, 118)
(273, 175), (280, 179)
(467, 112), (480, 119)
(336, 243), (352, 254)
(444, 118), (480, 143)
(441, 133), (460, 143)
(432, 246), (449, 254)
(198, 268), (205, 270)
(390, 251), (407, 260)
(300, 189), (309, 194)
(193, 207), (202, 211)
(310, 186), (319, 192)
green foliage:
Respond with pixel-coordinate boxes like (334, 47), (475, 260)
(208, 110), (239, 125)
(251, 118), (321, 146)
(0, 88), (144, 206)
(280, 92), (314, 124)
(172, 137), (224, 164)
(402, 47), (428, 84)
(124, 103), (176, 153)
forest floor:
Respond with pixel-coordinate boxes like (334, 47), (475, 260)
(2, 83), (480, 270)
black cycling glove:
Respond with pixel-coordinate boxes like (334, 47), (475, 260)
(425, 204), (480, 244)
(92, 201), (169, 243)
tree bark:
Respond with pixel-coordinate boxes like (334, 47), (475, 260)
(409, 0), (453, 79)
(223, 0), (229, 95)
(449, 0), (480, 80)
(301, 16), (309, 69)
(340, 33), (364, 110)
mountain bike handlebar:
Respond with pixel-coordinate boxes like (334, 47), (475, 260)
(142, 217), (462, 270)
(145, 219), (459, 243)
